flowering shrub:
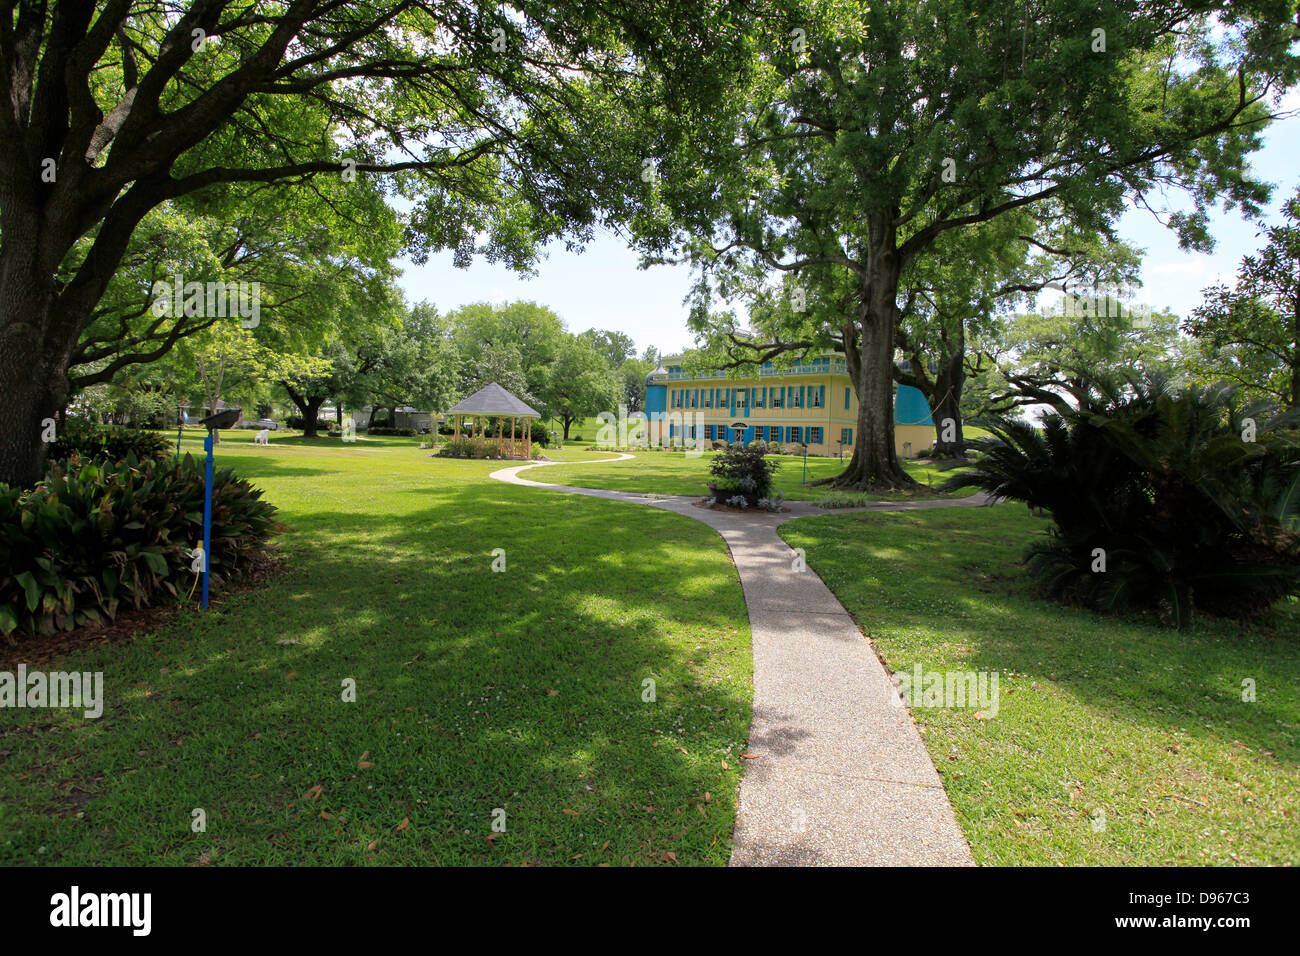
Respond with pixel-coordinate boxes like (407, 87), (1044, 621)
(707, 445), (779, 506)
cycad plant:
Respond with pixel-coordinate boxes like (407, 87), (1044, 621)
(945, 372), (1300, 628)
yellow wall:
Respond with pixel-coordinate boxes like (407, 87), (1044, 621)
(660, 374), (858, 455)
(657, 373), (938, 458)
(895, 424), (935, 459)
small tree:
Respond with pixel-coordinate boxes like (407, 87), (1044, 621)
(544, 337), (620, 440)
(1185, 188), (1300, 408)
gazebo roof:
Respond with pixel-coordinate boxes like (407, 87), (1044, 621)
(445, 382), (540, 418)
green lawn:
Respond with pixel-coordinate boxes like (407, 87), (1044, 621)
(0, 431), (751, 866)
(538, 449), (973, 502)
(779, 505), (1300, 865)
(7, 428), (1293, 867)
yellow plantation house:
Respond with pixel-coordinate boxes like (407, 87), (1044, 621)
(643, 352), (935, 458)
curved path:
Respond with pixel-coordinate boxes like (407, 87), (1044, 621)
(492, 453), (983, 866)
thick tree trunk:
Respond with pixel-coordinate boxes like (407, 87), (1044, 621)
(820, 210), (916, 491)
(931, 343), (968, 459)
(300, 396), (325, 437)
(0, 281), (70, 488)
(284, 383), (326, 437)
(562, 416), (573, 440)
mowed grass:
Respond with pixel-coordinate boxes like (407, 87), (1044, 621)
(0, 431), (752, 866)
(779, 505), (1300, 865)
(538, 449), (973, 502)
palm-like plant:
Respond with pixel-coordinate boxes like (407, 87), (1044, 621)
(945, 371), (1300, 628)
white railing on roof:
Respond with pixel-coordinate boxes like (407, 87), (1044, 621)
(654, 362), (846, 382)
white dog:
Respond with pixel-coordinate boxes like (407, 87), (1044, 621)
(254, 429), (270, 445)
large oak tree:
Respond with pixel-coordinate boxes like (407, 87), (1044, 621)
(638, 0), (1299, 488)
(0, 0), (746, 486)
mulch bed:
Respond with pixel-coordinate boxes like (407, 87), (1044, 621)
(0, 554), (285, 669)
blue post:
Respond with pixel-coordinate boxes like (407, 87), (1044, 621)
(202, 432), (214, 610)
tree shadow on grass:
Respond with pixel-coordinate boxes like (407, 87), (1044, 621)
(789, 506), (1300, 768)
(0, 483), (753, 867)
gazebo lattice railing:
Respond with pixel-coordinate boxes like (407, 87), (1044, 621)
(444, 382), (541, 460)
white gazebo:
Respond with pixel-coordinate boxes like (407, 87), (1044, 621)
(445, 383), (541, 458)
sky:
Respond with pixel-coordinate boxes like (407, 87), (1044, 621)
(397, 91), (1300, 359)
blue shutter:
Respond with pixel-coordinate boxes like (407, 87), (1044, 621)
(845, 386), (851, 410)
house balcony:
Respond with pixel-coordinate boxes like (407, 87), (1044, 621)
(653, 361), (847, 383)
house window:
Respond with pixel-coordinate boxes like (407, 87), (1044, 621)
(791, 388), (802, 409)
(738, 388), (748, 409)
(772, 389), (783, 408)
(789, 426), (802, 443)
(809, 386), (824, 409)
(808, 426), (823, 444)
(754, 388), (765, 408)
(841, 427), (853, 446)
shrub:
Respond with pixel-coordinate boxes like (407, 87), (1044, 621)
(945, 373), (1300, 628)
(708, 445), (779, 506)
(436, 437), (512, 459)
(368, 426), (417, 437)
(47, 418), (169, 465)
(0, 454), (283, 637)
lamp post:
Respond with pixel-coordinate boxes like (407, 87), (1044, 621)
(197, 407), (241, 609)
(802, 442), (808, 485)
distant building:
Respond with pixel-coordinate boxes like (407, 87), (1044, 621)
(644, 352), (936, 457)
(393, 407), (433, 433)
(351, 406), (434, 433)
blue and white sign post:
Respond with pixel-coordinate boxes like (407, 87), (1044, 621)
(197, 407), (240, 611)
(202, 431), (213, 609)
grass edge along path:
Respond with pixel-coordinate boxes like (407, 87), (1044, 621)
(494, 456), (975, 865)
(778, 504), (1300, 866)
(0, 432), (753, 866)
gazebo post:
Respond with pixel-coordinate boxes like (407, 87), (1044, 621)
(443, 383), (541, 459)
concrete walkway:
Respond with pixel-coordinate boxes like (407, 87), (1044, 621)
(491, 454), (982, 866)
